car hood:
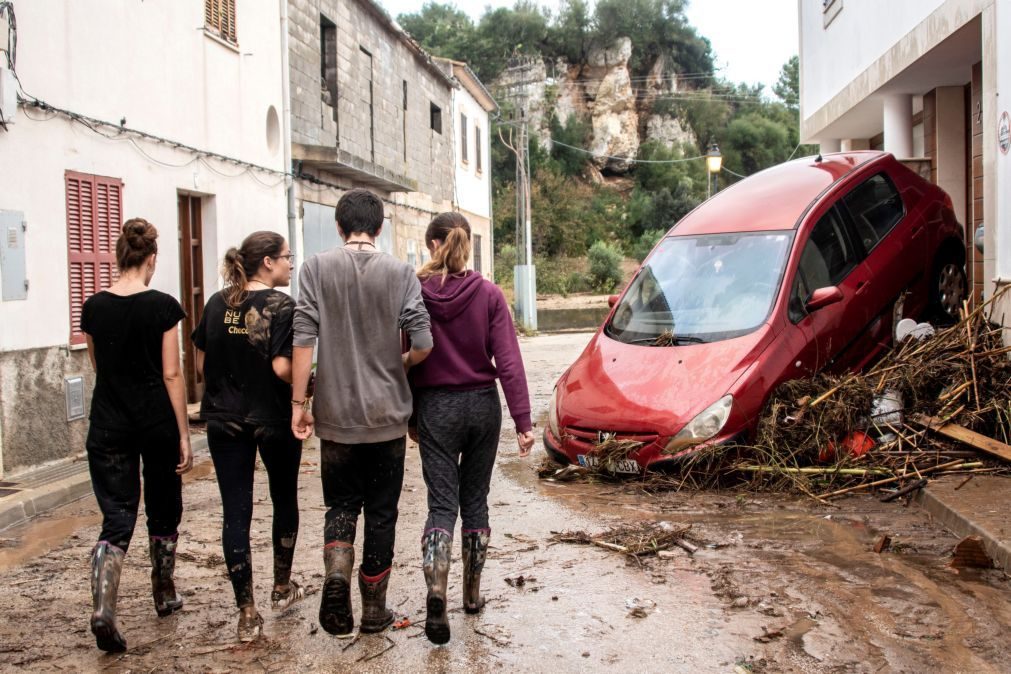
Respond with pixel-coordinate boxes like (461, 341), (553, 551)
(557, 325), (776, 433)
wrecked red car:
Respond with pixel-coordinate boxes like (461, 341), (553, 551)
(544, 151), (967, 472)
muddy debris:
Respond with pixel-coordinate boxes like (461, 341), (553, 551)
(951, 536), (993, 569)
(550, 521), (696, 561)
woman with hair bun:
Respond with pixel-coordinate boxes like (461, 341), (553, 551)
(407, 212), (534, 645)
(192, 231), (303, 642)
(81, 218), (191, 653)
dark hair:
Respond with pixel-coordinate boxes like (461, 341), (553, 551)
(222, 231), (286, 308)
(116, 218), (158, 270)
(335, 188), (384, 237)
(417, 211), (471, 283)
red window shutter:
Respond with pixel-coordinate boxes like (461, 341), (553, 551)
(66, 171), (123, 345)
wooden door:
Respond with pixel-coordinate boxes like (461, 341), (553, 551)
(177, 194), (205, 403)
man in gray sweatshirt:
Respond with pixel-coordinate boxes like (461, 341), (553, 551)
(290, 189), (432, 637)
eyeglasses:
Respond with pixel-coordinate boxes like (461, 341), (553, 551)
(274, 254), (296, 263)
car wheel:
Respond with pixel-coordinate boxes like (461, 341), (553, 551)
(930, 250), (967, 324)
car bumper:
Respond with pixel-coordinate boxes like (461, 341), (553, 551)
(543, 426), (741, 472)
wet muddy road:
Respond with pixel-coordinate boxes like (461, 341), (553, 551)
(1, 333), (1010, 673)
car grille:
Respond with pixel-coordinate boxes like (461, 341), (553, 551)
(565, 427), (659, 449)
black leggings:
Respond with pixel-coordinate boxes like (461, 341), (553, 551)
(207, 420), (302, 608)
(320, 437), (405, 576)
(86, 419), (183, 553)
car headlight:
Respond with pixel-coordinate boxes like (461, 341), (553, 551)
(664, 394), (733, 453)
(548, 387), (561, 439)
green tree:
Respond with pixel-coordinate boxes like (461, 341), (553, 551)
(773, 55), (800, 113)
(470, 2), (552, 81)
(396, 3), (475, 63)
(721, 113), (791, 177)
(547, 0), (593, 65)
(593, 0), (713, 77)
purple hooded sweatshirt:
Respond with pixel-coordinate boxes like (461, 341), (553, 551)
(409, 271), (532, 433)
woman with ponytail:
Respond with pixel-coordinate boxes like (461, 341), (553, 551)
(407, 212), (535, 645)
(191, 231), (304, 642)
(81, 218), (191, 653)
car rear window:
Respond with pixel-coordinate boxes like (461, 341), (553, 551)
(842, 173), (904, 252)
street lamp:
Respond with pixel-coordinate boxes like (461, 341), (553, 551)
(706, 143), (722, 198)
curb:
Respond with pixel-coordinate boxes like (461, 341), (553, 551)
(915, 481), (1011, 572)
(0, 434), (209, 533)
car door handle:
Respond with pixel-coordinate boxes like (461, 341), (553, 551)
(855, 281), (870, 295)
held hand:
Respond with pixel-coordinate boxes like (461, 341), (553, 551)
(402, 352), (412, 373)
(516, 431), (535, 458)
(408, 426), (419, 443)
(176, 437), (193, 475)
(292, 406), (315, 440)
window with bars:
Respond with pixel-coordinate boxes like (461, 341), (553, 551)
(66, 171), (123, 345)
(205, 0), (237, 45)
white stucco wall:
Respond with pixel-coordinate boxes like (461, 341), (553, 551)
(800, 0), (946, 115)
(996, 0), (1011, 280)
(452, 87), (492, 219)
(0, 0), (287, 352)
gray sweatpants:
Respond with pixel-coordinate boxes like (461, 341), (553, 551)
(416, 386), (502, 536)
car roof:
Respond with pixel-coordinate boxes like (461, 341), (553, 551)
(669, 151), (888, 236)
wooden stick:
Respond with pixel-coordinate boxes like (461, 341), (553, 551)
(674, 539), (699, 555)
(879, 478), (928, 502)
(910, 415), (1011, 463)
(817, 459), (965, 499)
(738, 466), (890, 476)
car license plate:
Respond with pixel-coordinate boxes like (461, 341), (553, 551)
(577, 454), (640, 474)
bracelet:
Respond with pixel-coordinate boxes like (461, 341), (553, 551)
(291, 398), (312, 411)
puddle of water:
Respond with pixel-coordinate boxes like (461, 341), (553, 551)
(0, 513), (99, 571)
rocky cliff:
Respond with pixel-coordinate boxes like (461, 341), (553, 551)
(493, 38), (695, 174)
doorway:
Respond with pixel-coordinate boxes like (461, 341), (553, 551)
(177, 194), (205, 403)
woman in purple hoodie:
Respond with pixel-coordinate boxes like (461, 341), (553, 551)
(408, 212), (534, 645)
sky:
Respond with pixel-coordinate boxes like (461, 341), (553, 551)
(379, 0), (799, 91)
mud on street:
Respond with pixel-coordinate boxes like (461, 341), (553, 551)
(1, 332), (1010, 673)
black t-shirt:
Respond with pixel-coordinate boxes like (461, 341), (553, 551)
(81, 289), (186, 431)
(192, 289), (295, 426)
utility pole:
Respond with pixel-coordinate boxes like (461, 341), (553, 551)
(499, 57), (537, 333)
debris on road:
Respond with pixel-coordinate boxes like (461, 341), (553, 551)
(873, 535), (892, 554)
(951, 536), (993, 569)
(550, 521), (695, 561)
(625, 597), (656, 618)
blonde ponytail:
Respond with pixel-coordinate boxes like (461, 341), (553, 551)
(417, 212), (472, 284)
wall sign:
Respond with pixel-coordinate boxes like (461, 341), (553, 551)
(999, 111), (1010, 155)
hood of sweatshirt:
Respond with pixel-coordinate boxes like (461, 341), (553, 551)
(421, 271), (485, 322)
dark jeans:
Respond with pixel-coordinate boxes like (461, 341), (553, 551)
(207, 420), (302, 608)
(417, 387), (502, 535)
(320, 437), (405, 576)
(86, 418), (183, 553)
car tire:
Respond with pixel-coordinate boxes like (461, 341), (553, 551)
(929, 248), (967, 325)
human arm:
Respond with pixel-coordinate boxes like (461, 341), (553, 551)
(399, 273), (433, 371)
(488, 288), (534, 456)
(290, 346), (314, 439)
(290, 262), (319, 440)
(161, 325), (193, 474)
(86, 335), (97, 372)
(195, 348), (205, 377)
(272, 356), (292, 383)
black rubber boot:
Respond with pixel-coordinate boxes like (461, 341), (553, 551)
(90, 542), (127, 653)
(358, 568), (394, 633)
(462, 531), (490, 614)
(149, 535), (183, 617)
(319, 544), (355, 637)
(422, 530), (452, 644)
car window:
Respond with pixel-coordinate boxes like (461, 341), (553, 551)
(789, 208), (856, 322)
(841, 173), (904, 253)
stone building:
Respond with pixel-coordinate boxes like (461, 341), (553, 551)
(287, 0), (492, 272)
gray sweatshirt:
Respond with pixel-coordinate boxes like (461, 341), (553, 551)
(293, 246), (432, 444)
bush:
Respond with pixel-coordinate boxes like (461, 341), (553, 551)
(631, 229), (665, 262)
(587, 241), (623, 292)
(495, 245), (517, 287)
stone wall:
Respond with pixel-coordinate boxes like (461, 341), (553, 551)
(0, 347), (93, 476)
(287, 0), (454, 203)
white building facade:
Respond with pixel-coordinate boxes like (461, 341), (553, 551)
(798, 0), (1011, 331)
(0, 0), (288, 475)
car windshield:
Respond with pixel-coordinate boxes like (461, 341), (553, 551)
(606, 231), (794, 344)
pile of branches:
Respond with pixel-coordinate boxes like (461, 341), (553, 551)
(550, 521), (697, 560)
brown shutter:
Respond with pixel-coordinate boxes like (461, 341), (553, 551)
(66, 171), (122, 345)
(204, 0), (237, 44)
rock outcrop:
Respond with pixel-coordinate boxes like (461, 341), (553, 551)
(492, 38), (696, 175)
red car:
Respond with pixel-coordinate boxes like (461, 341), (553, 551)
(544, 151), (967, 472)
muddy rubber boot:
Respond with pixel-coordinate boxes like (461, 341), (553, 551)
(461, 531), (490, 614)
(90, 542), (127, 653)
(319, 544), (355, 636)
(357, 568), (394, 633)
(149, 535), (183, 617)
(422, 530), (452, 644)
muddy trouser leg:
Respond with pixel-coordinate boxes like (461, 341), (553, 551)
(458, 388), (500, 613)
(360, 438), (406, 576)
(417, 389), (465, 536)
(319, 440), (365, 636)
(87, 425), (142, 553)
(208, 421), (258, 608)
(140, 418), (184, 538)
(256, 425), (303, 588)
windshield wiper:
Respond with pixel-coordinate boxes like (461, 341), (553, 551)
(626, 334), (707, 345)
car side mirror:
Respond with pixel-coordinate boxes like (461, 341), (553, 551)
(806, 286), (844, 312)
(607, 294), (620, 308)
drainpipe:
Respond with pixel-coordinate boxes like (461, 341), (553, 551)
(279, 0), (298, 298)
